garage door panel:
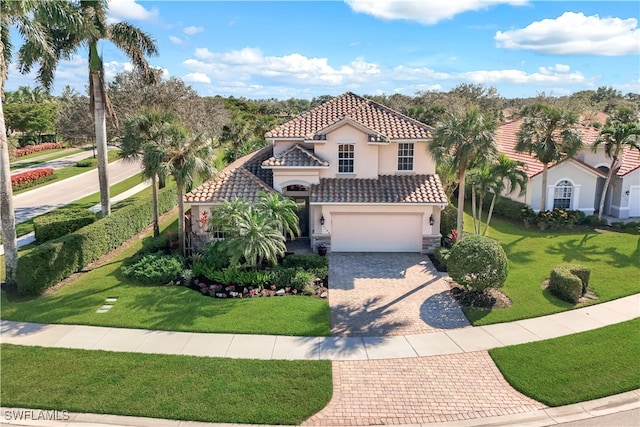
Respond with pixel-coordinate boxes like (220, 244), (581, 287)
(331, 213), (422, 252)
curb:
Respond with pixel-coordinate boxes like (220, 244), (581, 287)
(1, 390), (638, 427)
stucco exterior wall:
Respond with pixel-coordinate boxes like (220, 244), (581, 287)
(611, 170), (640, 218)
(312, 124), (378, 179)
(575, 146), (610, 169)
(526, 162), (598, 213)
(377, 141), (435, 175)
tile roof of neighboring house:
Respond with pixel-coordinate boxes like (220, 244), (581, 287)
(496, 119), (612, 178)
(618, 145), (640, 176)
(262, 144), (329, 168)
(184, 147), (274, 204)
(265, 92), (431, 141)
(311, 175), (447, 204)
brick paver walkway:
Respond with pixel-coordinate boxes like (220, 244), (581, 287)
(329, 253), (470, 336)
(303, 351), (545, 426)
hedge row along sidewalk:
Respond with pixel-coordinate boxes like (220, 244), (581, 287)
(15, 187), (177, 295)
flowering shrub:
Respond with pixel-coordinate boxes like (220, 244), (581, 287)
(14, 143), (62, 158)
(11, 168), (55, 188)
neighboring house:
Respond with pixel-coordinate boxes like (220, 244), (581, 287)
(185, 92), (448, 253)
(496, 119), (640, 218)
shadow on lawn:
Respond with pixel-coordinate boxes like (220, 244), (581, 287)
(546, 234), (640, 268)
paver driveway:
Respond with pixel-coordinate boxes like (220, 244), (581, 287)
(328, 253), (470, 336)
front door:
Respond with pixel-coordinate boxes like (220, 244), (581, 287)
(293, 197), (309, 238)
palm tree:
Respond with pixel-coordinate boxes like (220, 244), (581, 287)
(255, 192), (301, 240)
(594, 120), (640, 219)
(467, 165), (495, 235)
(19, 0), (159, 217)
(515, 103), (583, 211)
(221, 118), (252, 162)
(223, 208), (287, 268)
(147, 124), (216, 256)
(483, 154), (527, 235)
(1, 0), (68, 286)
(121, 109), (177, 236)
(428, 107), (497, 240)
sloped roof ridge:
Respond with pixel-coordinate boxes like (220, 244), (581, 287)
(355, 93), (434, 134)
(287, 143), (330, 165)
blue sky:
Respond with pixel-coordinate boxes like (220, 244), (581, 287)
(6, 0), (640, 99)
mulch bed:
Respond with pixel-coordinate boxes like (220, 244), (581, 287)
(447, 279), (512, 309)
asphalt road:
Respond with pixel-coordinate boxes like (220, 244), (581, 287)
(12, 158), (142, 224)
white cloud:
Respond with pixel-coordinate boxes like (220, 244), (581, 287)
(183, 72), (211, 84)
(183, 47), (382, 87)
(183, 26), (204, 36)
(104, 61), (133, 80)
(107, 0), (158, 22)
(345, 0), (527, 25)
(463, 68), (586, 84)
(538, 64), (571, 75)
(169, 36), (184, 46)
(495, 12), (640, 55)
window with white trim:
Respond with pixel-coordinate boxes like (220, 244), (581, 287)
(397, 142), (414, 171)
(338, 144), (354, 173)
(553, 180), (572, 209)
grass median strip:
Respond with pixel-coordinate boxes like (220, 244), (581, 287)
(0, 344), (333, 425)
(490, 318), (640, 406)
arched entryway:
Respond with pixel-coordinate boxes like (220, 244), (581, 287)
(282, 184), (310, 238)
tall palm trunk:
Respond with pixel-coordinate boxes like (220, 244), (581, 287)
(0, 83), (18, 287)
(598, 157), (617, 220)
(483, 193), (498, 236)
(540, 163), (549, 211)
(151, 174), (159, 237)
(456, 166), (466, 241)
(176, 184), (185, 257)
(91, 69), (110, 216)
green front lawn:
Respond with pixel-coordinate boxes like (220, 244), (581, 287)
(463, 214), (640, 325)
(1, 214), (331, 337)
(490, 319), (640, 406)
(1, 344), (332, 425)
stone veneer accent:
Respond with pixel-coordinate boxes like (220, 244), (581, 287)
(422, 235), (441, 254)
(312, 235), (331, 254)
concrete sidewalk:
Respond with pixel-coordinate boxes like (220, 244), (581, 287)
(2, 293), (637, 360)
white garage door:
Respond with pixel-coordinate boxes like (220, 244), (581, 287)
(331, 213), (422, 252)
(629, 186), (640, 217)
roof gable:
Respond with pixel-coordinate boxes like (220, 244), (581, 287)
(262, 144), (329, 168)
(266, 92), (431, 141)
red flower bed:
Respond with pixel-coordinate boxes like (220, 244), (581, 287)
(11, 168), (55, 187)
(14, 143), (62, 158)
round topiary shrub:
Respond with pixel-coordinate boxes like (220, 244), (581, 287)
(447, 235), (508, 293)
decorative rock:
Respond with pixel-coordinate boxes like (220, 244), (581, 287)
(320, 291), (328, 298)
(275, 288), (285, 296)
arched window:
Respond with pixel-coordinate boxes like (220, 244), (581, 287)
(553, 180), (572, 209)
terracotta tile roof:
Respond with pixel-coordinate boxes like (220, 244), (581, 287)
(618, 145), (640, 176)
(184, 167), (274, 204)
(262, 144), (329, 168)
(265, 92), (431, 140)
(496, 119), (609, 178)
(311, 175), (447, 204)
(185, 147), (275, 204)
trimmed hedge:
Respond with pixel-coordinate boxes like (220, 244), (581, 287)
(34, 208), (97, 243)
(11, 168), (54, 187)
(440, 204), (457, 238)
(16, 187), (177, 295)
(122, 253), (185, 284)
(282, 254), (329, 280)
(14, 142), (62, 157)
(549, 264), (590, 303)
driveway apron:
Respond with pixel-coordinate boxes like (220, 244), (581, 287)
(328, 253), (470, 336)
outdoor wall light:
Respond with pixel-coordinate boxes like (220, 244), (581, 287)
(625, 190), (630, 196)
(429, 214), (434, 226)
(320, 214), (325, 226)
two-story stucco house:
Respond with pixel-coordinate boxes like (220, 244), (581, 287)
(185, 92), (448, 253)
(496, 119), (640, 218)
